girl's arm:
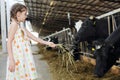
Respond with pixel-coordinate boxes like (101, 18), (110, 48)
(7, 22), (18, 72)
(7, 23), (18, 60)
(23, 28), (55, 46)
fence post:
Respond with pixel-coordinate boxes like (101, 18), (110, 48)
(0, 0), (7, 53)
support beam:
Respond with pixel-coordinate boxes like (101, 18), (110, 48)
(97, 8), (120, 19)
(6, 0), (10, 37)
(0, 0), (7, 53)
(43, 28), (71, 39)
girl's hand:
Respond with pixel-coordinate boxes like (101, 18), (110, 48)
(8, 58), (15, 72)
(47, 42), (56, 48)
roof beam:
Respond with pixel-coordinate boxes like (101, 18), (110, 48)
(26, 1), (107, 14)
(55, 0), (118, 10)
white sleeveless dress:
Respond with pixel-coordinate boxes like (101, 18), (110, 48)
(6, 26), (38, 80)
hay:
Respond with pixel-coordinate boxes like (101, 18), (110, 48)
(37, 44), (120, 80)
(56, 44), (77, 72)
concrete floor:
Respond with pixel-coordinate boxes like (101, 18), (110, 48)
(0, 45), (52, 80)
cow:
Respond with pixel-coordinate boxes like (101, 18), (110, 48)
(72, 16), (110, 60)
(94, 24), (120, 77)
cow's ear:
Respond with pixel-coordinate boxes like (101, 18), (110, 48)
(89, 16), (94, 20)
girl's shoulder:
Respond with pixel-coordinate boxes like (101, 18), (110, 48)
(10, 21), (18, 28)
(8, 22), (19, 34)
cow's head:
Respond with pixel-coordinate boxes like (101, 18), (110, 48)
(94, 40), (118, 77)
(75, 16), (97, 42)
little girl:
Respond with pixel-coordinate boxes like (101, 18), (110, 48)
(6, 3), (56, 80)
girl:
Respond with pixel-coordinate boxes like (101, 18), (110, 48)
(6, 3), (56, 80)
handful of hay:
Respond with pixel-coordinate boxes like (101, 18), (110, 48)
(56, 44), (77, 72)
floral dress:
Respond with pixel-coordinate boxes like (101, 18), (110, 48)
(6, 26), (38, 80)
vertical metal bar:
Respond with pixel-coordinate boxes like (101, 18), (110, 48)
(112, 15), (115, 32)
(6, 0), (10, 38)
(0, 0), (7, 53)
(107, 16), (111, 35)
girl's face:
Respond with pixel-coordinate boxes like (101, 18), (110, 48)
(17, 10), (27, 22)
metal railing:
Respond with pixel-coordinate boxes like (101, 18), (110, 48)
(43, 28), (73, 45)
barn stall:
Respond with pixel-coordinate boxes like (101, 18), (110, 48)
(24, 0), (120, 80)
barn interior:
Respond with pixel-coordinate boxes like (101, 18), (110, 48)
(24, 0), (120, 36)
(0, 0), (120, 80)
(23, 0), (120, 79)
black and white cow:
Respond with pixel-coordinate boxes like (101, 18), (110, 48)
(73, 16), (110, 60)
(72, 15), (120, 77)
(94, 25), (120, 77)
(72, 15), (120, 60)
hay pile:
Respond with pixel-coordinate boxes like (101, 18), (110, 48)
(37, 44), (120, 80)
